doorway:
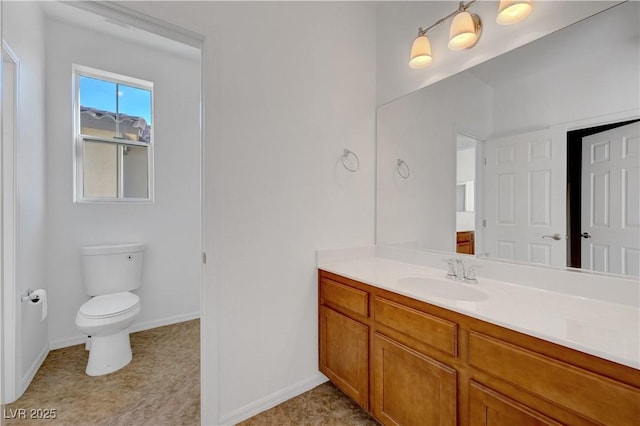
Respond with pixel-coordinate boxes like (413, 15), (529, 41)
(1, 1), (206, 410)
(567, 118), (640, 276)
(456, 133), (479, 255)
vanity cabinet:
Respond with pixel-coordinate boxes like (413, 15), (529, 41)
(372, 333), (456, 425)
(469, 381), (563, 426)
(468, 331), (639, 425)
(371, 296), (458, 425)
(319, 278), (369, 409)
(318, 269), (640, 426)
(456, 231), (474, 255)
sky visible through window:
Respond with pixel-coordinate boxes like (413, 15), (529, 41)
(80, 76), (152, 125)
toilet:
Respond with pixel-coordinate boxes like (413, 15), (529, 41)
(75, 243), (144, 376)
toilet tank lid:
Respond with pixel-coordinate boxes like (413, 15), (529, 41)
(81, 243), (144, 256)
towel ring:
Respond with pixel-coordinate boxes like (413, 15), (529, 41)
(341, 149), (360, 172)
(396, 159), (410, 179)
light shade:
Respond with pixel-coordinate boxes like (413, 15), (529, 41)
(448, 11), (481, 50)
(409, 34), (433, 69)
(496, 0), (532, 25)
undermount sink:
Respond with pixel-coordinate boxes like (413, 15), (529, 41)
(396, 276), (488, 301)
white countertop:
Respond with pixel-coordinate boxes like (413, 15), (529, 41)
(319, 256), (640, 370)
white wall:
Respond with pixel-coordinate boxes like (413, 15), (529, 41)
(456, 148), (475, 182)
(375, 1), (620, 105)
(44, 17), (201, 347)
(120, 1), (377, 423)
(377, 71), (491, 251)
(2, 1), (48, 401)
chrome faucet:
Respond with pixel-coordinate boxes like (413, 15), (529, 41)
(454, 258), (466, 280)
(444, 257), (478, 283)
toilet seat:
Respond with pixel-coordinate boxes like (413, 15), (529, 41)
(79, 292), (140, 319)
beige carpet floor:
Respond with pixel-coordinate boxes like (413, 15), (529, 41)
(3, 319), (377, 426)
(238, 382), (379, 426)
(2, 319), (200, 426)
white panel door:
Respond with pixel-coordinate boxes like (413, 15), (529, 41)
(483, 129), (566, 266)
(582, 122), (640, 277)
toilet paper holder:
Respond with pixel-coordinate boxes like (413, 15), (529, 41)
(21, 288), (40, 303)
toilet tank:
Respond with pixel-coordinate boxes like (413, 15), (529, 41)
(81, 243), (144, 296)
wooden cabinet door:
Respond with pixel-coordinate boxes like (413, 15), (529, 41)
(319, 305), (369, 409)
(372, 333), (456, 426)
(469, 381), (564, 426)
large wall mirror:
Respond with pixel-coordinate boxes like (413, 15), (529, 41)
(376, 1), (640, 278)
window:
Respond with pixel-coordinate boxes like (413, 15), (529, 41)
(74, 65), (153, 202)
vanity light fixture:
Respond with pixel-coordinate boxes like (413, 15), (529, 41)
(496, 0), (532, 25)
(409, 0), (532, 69)
(409, 29), (433, 69)
(448, 4), (482, 50)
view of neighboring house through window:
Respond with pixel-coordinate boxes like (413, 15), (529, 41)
(74, 65), (153, 201)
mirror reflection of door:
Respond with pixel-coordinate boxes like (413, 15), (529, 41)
(482, 128), (566, 266)
(569, 120), (640, 276)
(481, 118), (639, 277)
(456, 134), (479, 255)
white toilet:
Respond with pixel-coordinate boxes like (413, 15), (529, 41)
(75, 243), (144, 376)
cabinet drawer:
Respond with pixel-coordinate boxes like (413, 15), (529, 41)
(320, 278), (368, 319)
(374, 297), (457, 357)
(468, 331), (640, 426)
(469, 381), (563, 426)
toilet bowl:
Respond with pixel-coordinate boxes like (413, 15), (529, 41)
(75, 243), (144, 376)
(75, 292), (141, 376)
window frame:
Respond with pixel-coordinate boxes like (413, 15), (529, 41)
(73, 64), (154, 203)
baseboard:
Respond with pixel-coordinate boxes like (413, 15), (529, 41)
(129, 311), (200, 334)
(49, 335), (86, 350)
(49, 311), (200, 350)
(20, 343), (49, 397)
(218, 372), (329, 425)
